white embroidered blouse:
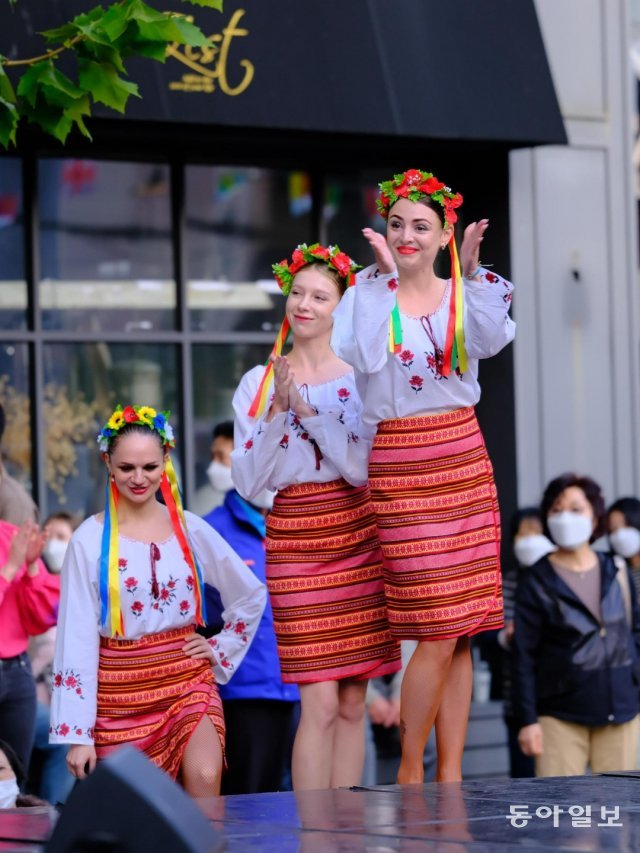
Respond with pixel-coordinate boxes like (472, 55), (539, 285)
(231, 366), (371, 502)
(331, 265), (515, 427)
(49, 511), (266, 745)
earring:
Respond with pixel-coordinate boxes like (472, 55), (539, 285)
(111, 475), (115, 483)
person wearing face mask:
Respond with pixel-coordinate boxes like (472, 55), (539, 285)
(200, 421), (299, 794)
(498, 508), (555, 778)
(27, 513), (78, 806)
(0, 739), (46, 809)
(607, 497), (640, 598)
(190, 423), (234, 517)
(512, 473), (640, 776)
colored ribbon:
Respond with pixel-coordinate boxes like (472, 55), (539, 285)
(442, 239), (468, 376)
(248, 316), (291, 418)
(99, 476), (124, 637)
(388, 301), (403, 354)
(160, 455), (206, 627)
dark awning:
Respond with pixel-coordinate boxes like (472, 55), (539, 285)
(7, 0), (567, 147)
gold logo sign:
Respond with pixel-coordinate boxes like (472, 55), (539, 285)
(167, 9), (254, 96)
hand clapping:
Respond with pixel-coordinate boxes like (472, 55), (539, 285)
(361, 228), (395, 275)
(460, 219), (489, 278)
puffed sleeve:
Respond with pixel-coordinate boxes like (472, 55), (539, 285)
(231, 366), (290, 500)
(14, 562), (60, 635)
(463, 268), (515, 359)
(187, 513), (266, 684)
(293, 393), (374, 487)
(49, 535), (101, 745)
(332, 264), (399, 374)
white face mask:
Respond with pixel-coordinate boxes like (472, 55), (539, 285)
(609, 527), (640, 560)
(206, 461), (234, 494)
(547, 511), (593, 550)
(513, 534), (556, 567)
(250, 489), (275, 511)
(42, 537), (69, 573)
(0, 777), (19, 809)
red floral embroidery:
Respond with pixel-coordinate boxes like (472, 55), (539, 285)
(160, 588), (170, 601)
(244, 439), (254, 452)
(58, 723), (70, 737)
(118, 558), (128, 571)
(186, 575), (194, 590)
(485, 272), (498, 283)
(75, 728), (83, 736)
(409, 375), (424, 393)
(300, 432), (309, 441)
(337, 387), (350, 403)
(53, 669), (85, 699)
(279, 434), (289, 449)
(179, 600), (190, 616)
(124, 576), (138, 593)
(399, 349), (414, 368)
(387, 277), (399, 292)
(234, 621), (246, 634)
(131, 600), (144, 616)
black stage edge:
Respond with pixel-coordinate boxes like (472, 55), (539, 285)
(3, 775), (640, 851)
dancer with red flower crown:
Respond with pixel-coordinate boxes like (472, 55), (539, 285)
(49, 405), (266, 796)
(232, 244), (401, 790)
(332, 169), (515, 783)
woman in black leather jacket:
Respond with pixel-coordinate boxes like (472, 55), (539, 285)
(512, 473), (640, 776)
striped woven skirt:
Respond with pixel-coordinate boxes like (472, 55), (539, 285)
(94, 626), (225, 779)
(368, 408), (503, 640)
(266, 478), (401, 683)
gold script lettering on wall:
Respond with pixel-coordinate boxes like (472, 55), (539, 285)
(167, 9), (254, 96)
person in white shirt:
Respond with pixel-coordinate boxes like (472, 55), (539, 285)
(332, 168), (515, 784)
(50, 405), (266, 798)
(232, 243), (400, 791)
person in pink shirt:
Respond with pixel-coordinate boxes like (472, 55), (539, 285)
(0, 520), (60, 773)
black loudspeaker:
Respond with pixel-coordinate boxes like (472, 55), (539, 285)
(45, 746), (224, 853)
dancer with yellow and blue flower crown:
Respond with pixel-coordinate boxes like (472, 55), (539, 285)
(50, 404), (266, 797)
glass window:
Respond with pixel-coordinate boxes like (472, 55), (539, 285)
(186, 167), (311, 333)
(38, 160), (175, 333)
(0, 158), (27, 330)
(0, 342), (32, 493)
(42, 343), (179, 518)
(190, 342), (269, 515)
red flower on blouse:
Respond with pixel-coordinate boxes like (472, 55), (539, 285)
(179, 600), (190, 613)
(399, 349), (414, 367)
(160, 588), (170, 601)
(124, 577), (138, 590)
(485, 272), (498, 283)
(53, 673), (63, 688)
(186, 575), (194, 590)
(131, 601), (144, 615)
(279, 434), (289, 449)
(409, 375), (424, 393)
(387, 277), (399, 291)
(58, 723), (70, 737)
(64, 675), (77, 689)
(337, 388), (350, 403)
(118, 558), (128, 570)
(244, 439), (253, 451)
(234, 621), (246, 634)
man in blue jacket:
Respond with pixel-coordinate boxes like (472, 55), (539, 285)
(201, 421), (299, 794)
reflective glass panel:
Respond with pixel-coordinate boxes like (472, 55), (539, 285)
(190, 342), (269, 515)
(39, 160), (175, 333)
(0, 159), (27, 330)
(186, 166), (311, 333)
(42, 343), (179, 518)
(0, 342), (32, 494)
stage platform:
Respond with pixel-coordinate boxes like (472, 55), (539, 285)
(2, 773), (640, 851)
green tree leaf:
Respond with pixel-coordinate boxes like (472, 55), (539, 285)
(78, 58), (140, 112)
(181, 0), (223, 9)
(0, 63), (16, 104)
(17, 61), (85, 108)
(0, 96), (18, 147)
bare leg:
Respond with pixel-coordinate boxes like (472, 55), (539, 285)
(330, 679), (368, 788)
(292, 681), (339, 791)
(181, 714), (223, 798)
(434, 636), (472, 781)
(397, 638), (457, 784)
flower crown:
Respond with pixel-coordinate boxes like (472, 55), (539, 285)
(97, 405), (175, 452)
(376, 169), (463, 224)
(272, 243), (360, 295)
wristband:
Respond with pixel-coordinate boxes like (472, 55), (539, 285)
(466, 266), (482, 279)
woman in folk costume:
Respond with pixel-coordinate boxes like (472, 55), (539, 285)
(331, 168), (515, 783)
(232, 243), (400, 790)
(49, 406), (266, 797)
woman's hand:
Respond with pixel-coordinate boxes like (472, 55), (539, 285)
(67, 744), (97, 780)
(517, 722), (543, 757)
(266, 355), (293, 420)
(1, 520), (44, 582)
(362, 228), (395, 275)
(288, 382), (317, 420)
(460, 219), (489, 278)
(183, 632), (214, 664)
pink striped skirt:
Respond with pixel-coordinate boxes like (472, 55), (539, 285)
(368, 408), (504, 640)
(266, 478), (401, 683)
